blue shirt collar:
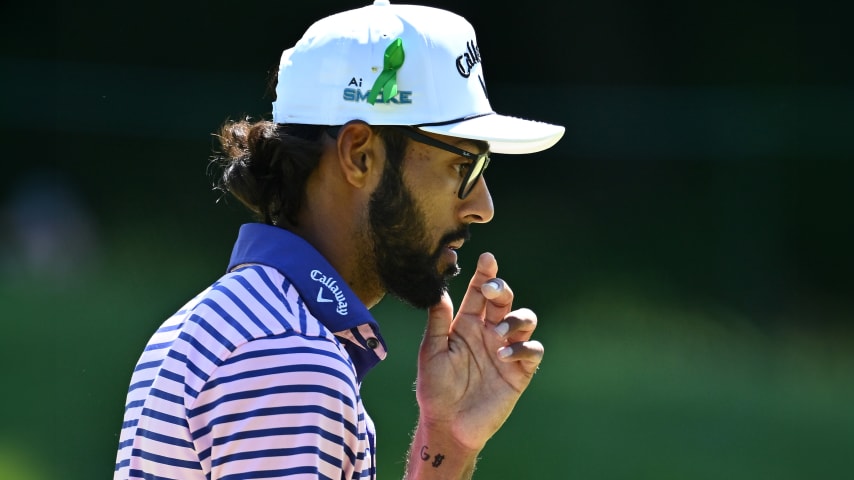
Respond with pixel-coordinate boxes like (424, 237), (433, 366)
(227, 223), (386, 382)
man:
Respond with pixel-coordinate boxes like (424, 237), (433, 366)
(114, 1), (564, 479)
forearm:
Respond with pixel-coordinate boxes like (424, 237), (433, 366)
(403, 420), (482, 480)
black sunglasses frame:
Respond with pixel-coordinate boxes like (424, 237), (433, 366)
(327, 125), (490, 199)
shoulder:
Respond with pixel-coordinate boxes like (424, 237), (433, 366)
(167, 264), (346, 396)
(189, 264), (333, 343)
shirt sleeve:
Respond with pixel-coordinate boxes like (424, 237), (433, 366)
(187, 332), (364, 479)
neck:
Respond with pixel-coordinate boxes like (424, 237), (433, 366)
(291, 220), (385, 309)
(293, 124), (388, 309)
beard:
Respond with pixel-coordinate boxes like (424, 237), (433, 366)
(368, 162), (470, 310)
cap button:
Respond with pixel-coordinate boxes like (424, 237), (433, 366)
(373, 0), (390, 5)
(366, 337), (380, 349)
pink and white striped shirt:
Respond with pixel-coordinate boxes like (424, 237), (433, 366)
(115, 223), (387, 479)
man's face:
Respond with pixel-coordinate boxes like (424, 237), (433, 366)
(368, 159), (468, 309)
(367, 130), (493, 309)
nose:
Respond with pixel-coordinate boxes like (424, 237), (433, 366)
(459, 176), (494, 224)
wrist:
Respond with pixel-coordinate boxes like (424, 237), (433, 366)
(404, 420), (483, 480)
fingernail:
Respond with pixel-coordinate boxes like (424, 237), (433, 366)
(482, 281), (501, 297)
(498, 346), (513, 358)
(494, 322), (509, 337)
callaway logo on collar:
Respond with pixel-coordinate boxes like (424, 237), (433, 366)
(310, 269), (348, 316)
(227, 223), (376, 333)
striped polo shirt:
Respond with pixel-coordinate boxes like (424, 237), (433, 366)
(114, 223), (387, 480)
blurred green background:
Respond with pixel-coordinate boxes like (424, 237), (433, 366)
(1, 1), (852, 478)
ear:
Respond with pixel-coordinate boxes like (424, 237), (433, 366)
(335, 122), (381, 189)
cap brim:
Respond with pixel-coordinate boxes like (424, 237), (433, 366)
(417, 113), (565, 154)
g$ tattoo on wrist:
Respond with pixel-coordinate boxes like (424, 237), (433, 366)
(419, 446), (446, 468)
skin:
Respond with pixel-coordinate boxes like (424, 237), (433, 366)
(294, 122), (544, 480)
(365, 133), (471, 310)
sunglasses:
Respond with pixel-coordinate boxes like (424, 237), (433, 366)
(327, 125), (490, 199)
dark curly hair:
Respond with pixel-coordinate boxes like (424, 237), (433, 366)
(212, 120), (408, 228)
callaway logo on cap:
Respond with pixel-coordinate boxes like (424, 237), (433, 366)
(272, 0), (565, 154)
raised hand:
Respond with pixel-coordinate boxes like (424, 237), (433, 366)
(415, 252), (544, 453)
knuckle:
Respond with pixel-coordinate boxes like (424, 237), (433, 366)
(524, 340), (545, 355)
(507, 308), (537, 325)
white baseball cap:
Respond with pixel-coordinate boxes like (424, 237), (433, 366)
(272, 0), (565, 154)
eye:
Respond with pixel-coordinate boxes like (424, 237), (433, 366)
(455, 161), (473, 178)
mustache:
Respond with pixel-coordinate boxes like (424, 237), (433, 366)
(437, 225), (471, 250)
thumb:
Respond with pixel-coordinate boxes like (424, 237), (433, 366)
(421, 291), (454, 357)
